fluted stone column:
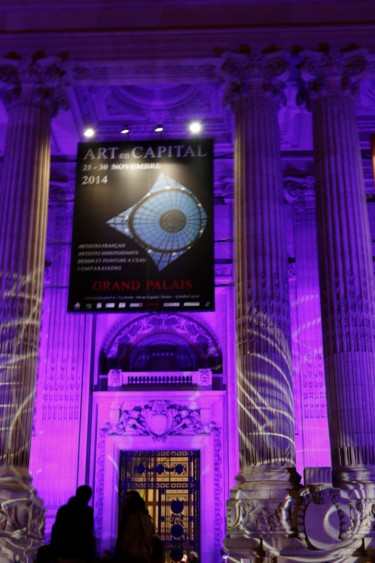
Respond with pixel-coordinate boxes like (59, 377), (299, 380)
(221, 51), (296, 560)
(302, 49), (375, 489)
(0, 53), (68, 558)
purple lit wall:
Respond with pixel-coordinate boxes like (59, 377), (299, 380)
(287, 180), (331, 470)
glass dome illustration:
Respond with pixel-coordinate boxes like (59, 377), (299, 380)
(107, 173), (208, 270)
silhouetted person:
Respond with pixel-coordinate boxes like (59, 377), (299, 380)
(36, 544), (53, 563)
(51, 485), (96, 563)
(115, 490), (154, 563)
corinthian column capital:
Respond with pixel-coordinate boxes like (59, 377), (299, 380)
(0, 51), (69, 115)
(301, 47), (368, 99)
(220, 49), (290, 110)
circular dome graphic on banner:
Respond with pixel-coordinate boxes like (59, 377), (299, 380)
(107, 173), (207, 270)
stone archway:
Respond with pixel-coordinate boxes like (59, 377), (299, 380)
(98, 313), (222, 374)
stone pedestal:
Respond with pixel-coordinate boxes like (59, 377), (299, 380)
(0, 466), (45, 562)
(224, 465), (297, 562)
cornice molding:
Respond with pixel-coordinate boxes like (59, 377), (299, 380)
(4, 28), (375, 65)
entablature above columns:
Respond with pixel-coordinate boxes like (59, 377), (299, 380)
(1, 46), (375, 157)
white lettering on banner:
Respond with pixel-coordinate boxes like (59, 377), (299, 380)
(129, 145), (209, 159)
(82, 144), (208, 161)
(83, 147), (120, 160)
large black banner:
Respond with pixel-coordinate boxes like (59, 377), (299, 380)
(68, 139), (214, 313)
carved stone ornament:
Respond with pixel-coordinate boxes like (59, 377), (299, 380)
(283, 175), (315, 205)
(105, 399), (217, 441)
(301, 48), (368, 99)
(0, 466), (45, 562)
(101, 312), (222, 369)
(283, 484), (375, 556)
(220, 49), (290, 110)
(0, 51), (69, 115)
(225, 480), (375, 560)
(227, 498), (286, 537)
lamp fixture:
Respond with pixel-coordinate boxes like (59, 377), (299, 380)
(154, 124), (164, 133)
(121, 124), (130, 134)
(83, 126), (95, 139)
(189, 120), (202, 134)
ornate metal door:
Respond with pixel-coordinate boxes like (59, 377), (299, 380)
(119, 450), (200, 562)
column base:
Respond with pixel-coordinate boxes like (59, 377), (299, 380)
(0, 465), (45, 562)
(333, 465), (375, 495)
(224, 464), (375, 563)
(224, 464), (298, 561)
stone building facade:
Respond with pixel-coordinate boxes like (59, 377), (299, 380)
(1, 1), (375, 562)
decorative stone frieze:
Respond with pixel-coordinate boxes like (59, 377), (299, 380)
(226, 478), (375, 561)
(72, 62), (218, 84)
(105, 399), (218, 441)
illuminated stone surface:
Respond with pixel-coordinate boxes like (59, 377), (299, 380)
(1, 2), (375, 562)
(0, 54), (68, 560)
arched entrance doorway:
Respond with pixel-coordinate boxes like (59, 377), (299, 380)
(91, 313), (225, 562)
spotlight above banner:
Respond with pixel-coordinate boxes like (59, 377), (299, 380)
(189, 121), (202, 134)
(83, 126), (95, 139)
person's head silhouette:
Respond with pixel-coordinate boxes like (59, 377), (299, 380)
(76, 485), (92, 504)
(125, 490), (146, 513)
